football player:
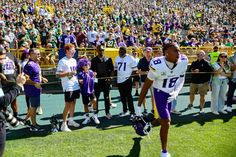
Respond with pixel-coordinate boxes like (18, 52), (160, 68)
(137, 43), (188, 157)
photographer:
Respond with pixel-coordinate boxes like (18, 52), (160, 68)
(0, 49), (26, 156)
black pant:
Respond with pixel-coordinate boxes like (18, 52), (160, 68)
(226, 79), (236, 107)
(118, 78), (135, 114)
(0, 121), (5, 157)
(94, 83), (110, 115)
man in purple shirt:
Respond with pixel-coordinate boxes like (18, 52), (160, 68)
(23, 48), (48, 131)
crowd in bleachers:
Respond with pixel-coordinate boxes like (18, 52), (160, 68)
(0, 0), (235, 50)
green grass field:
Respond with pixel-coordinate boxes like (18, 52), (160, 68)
(3, 87), (236, 157)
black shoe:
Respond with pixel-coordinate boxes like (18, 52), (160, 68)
(134, 91), (139, 96)
(187, 104), (193, 109)
(30, 125), (39, 132)
(22, 119), (31, 126)
(142, 109), (148, 115)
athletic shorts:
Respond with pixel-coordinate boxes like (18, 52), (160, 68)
(29, 95), (40, 108)
(153, 88), (171, 119)
(64, 90), (80, 102)
(190, 82), (209, 95)
(82, 93), (95, 105)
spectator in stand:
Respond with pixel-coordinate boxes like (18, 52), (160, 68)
(187, 50), (213, 113)
(92, 34), (104, 48)
(105, 33), (118, 48)
(211, 52), (231, 115)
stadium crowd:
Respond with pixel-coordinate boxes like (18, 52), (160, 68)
(0, 0), (235, 50)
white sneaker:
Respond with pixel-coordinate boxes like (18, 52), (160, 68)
(82, 116), (91, 125)
(212, 111), (219, 115)
(160, 151), (171, 157)
(199, 109), (205, 114)
(68, 120), (80, 127)
(61, 123), (71, 132)
(226, 106), (232, 112)
(219, 110), (227, 114)
(36, 106), (43, 115)
(119, 112), (130, 117)
(92, 114), (100, 124)
(110, 103), (117, 108)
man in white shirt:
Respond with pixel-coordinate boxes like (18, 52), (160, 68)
(115, 47), (137, 118)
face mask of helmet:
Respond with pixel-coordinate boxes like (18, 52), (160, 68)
(131, 116), (152, 136)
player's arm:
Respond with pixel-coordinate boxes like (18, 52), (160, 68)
(137, 78), (153, 107)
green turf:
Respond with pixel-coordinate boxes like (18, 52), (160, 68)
(4, 117), (236, 157)
(3, 87), (236, 157)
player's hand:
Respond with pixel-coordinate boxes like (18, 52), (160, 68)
(42, 77), (48, 83)
(167, 92), (178, 103)
(68, 71), (76, 76)
(0, 73), (7, 81)
(16, 74), (26, 88)
(136, 106), (142, 116)
(34, 83), (42, 89)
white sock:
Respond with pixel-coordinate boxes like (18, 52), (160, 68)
(68, 117), (73, 122)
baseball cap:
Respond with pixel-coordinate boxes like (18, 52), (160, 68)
(145, 47), (153, 52)
(78, 59), (90, 68)
(23, 48), (29, 54)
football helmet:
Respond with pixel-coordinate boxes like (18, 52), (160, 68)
(132, 115), (152, 136)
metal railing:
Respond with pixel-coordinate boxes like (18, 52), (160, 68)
(11, 46), (236, 69)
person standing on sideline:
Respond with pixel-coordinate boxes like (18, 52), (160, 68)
(56, 44), (80, 132)
(187, 50), (212, 113)
(0, 47), (26, 156)
(137, 43), (188, 157)
(115, 46), (137, 118)
(91, 45), (114, 119)
(211, 52), (231, 115)
(137, 47), (155, 114)
(0, 41), (21, 118)
(226, 51), (236, 112)
(132, 49), (140, 96)
(23, 48), (48, 131)
(78, 59), (100, 125)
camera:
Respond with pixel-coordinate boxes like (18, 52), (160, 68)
(3, 110), (20, 127)
(49, 114), (59, 133)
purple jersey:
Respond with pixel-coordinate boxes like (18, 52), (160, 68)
(78, 70), (95, 96)
(23, 59), (41, 97)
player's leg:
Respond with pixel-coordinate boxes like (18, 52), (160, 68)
(188, 83), (197, 109)
(153, 88), (171, 155)
(103, 86), (111, 118)
(126, 78), (135, 115)
(68, 90), (80, 127)
(118, 82), (128, 115)
(11, 99), (18, 117)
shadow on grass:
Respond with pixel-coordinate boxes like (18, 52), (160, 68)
(6, 124), (52, 141)
(172, 109), (236, 127)
(97, 115), (132, 130)
(107, 137), (142, 157)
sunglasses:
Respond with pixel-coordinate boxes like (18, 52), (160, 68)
(220, 56), (227, 58)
